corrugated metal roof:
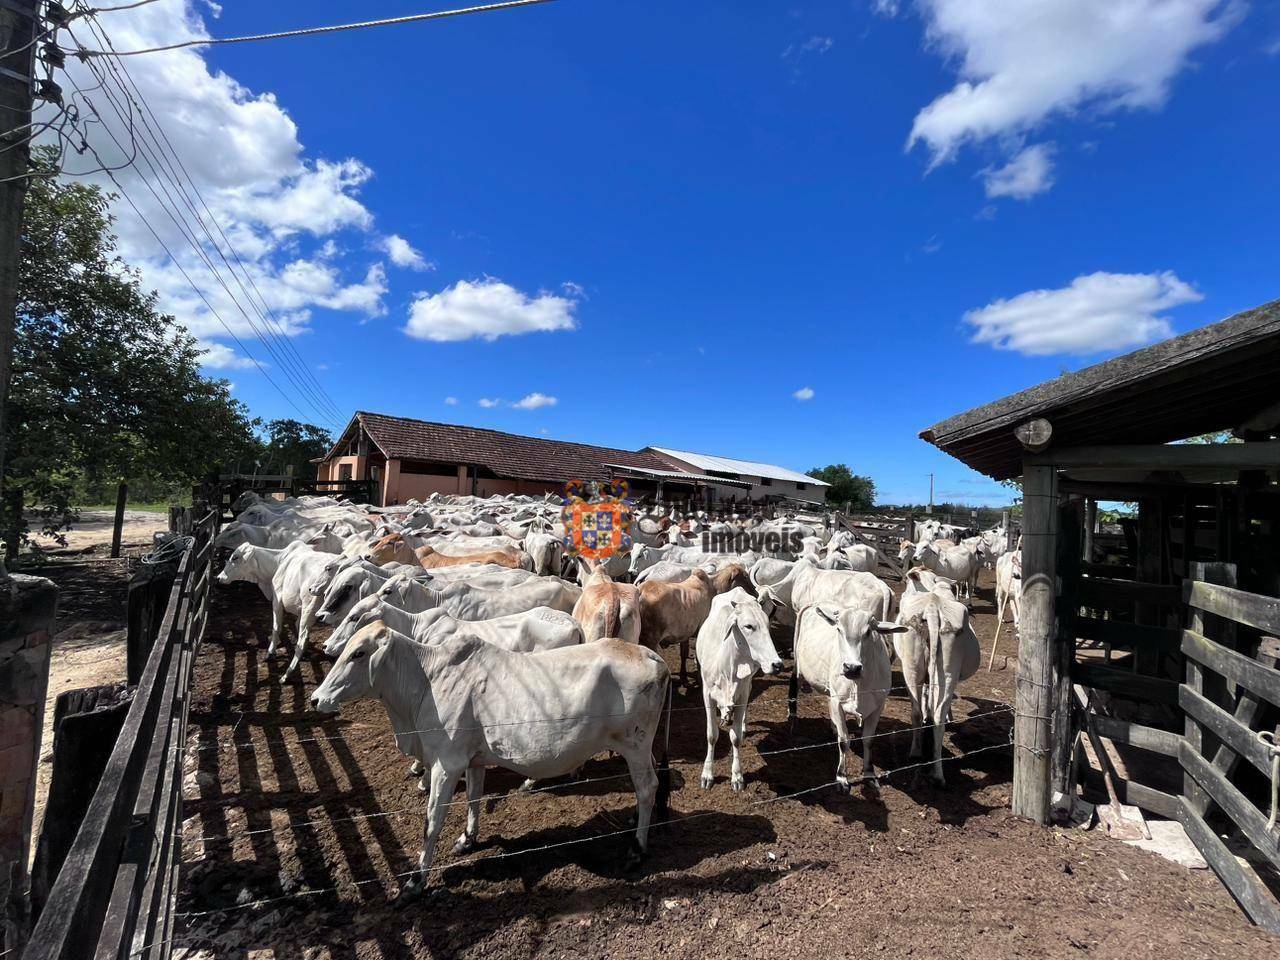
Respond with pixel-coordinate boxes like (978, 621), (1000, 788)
(647, 447), (830, 486)
(602, 463), (754, 488)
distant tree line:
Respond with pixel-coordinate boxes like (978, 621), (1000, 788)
(1, 150), (334, 555)
(807, 464), (875, 511)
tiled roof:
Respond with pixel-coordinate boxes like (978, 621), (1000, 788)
(345, 412), (673, 483)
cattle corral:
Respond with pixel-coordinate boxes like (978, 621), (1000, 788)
(169, 566), (1270, 960)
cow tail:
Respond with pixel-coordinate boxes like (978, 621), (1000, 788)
(927, 607), (944, 725)
(655, 675), (673, 819)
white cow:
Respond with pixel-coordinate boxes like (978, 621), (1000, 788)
(696, 589), (784, 791)
(309, 628), (670, 903)
(216, 542), (334, 680)
(324, 575), (582, 652)
(912, 540), (985, 605)
(792, 605), (906, 789)
(990, 550), (1022, 669)
(524, 531), (565, 577)
(755, 558), (893, 624)
(894, 587), (981, 783)
(333, 600), (582, 653)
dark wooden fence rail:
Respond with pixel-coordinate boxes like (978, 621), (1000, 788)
(24, 508), (218, 960)
(1176, 565), (1280, 932)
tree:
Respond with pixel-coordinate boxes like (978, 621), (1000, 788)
(3, 150), (259, 551)
(807, 464), (875, 510)
(261, 419), (332, 479)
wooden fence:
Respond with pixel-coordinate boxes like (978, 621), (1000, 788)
(1176, 566), (1280, 931)
(833, 513), (914, 579)
(24, 507), (218, 960)
(206, 474), (375, 519)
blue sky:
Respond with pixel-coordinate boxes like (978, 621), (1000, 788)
(57, 1), (1280, 505)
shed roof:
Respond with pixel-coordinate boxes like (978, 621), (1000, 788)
(602, 463), (754, 488)
(920, 299), (1280, 480)
(647, 446), (829, 486)
(328, 413), (672, 484)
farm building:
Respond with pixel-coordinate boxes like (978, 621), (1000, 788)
(314, 411), (829, 507)
(922, 297), (1280, 928)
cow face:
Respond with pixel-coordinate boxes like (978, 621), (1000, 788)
(363, 533), (403, 565)
(814, 605), (907, 681)
(912, 541), (937, 564)
(755, 584), (786, 620)
(897, 539), (914, 563)
(311, 621), (390, 712)
(729, 597), (784, 676)
(216, 543), (255, 585)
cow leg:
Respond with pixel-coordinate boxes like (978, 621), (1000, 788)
(699, 691), (719, 789)
(861, 704), (883, 783)
(622, 746), (659, 865)
(679, 638), (690, 687)
(908, 689), (924, 759)
(453, 766), (486, 854)
(930, 699), (947, 784)
(282, 596), (317, 682)
(267, 596), (285, 656)
(728, 689), (749, 792)
(397, 762), (458, 905)
(830, 698), (853, 793)
(989, 593), (1006, 670)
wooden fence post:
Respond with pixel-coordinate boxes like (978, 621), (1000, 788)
(1051, 496), (1083, 807)
(109, 481), (128, 559)
(1183, 560), (1237, 816)
(1013, 461), (1058, 823)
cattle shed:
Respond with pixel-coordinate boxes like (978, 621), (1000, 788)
(923, 298), (1280, 930)
(315, 412), (822, 507)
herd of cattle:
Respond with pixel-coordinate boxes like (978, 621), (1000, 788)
(211, 492), (1022, 902)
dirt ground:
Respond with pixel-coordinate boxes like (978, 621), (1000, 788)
(27, 507), (169, 557)
(24, 511), (167, 865)
(170, 570), (1280, 960)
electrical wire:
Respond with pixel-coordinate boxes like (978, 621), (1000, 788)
(74, 7), (347, 425)
(70, 0), (557, 57)
(61, 49), (346, 430)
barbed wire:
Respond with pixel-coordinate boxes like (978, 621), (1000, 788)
(184, 704), (1015, 847)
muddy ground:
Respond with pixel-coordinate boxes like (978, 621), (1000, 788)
(172, 571), (1279, 960)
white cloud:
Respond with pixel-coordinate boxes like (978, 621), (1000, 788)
(908, 1), (1239, 167)
(512, 393), (557, 410)
(381, 234), (432, 271)
(982, 143), (1056, 199)
(782, 35), (835, 76)
(404, 279), (579, 343)
(873, 0), (901, 15)
(477, 398), (501, 408)
(964, 270), (1203, 356)
(40, 3), (393, 365)
(198, 340), (259, 369)
(444, 396), (458, 405)
(793, 386), (815, 401)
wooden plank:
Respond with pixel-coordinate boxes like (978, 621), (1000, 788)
(1073, 617), (1181, 652)
(25, 548), (191, 959)
(1090, 714), (1181, 758)
(1073, 661), (1180, 705)
(1177, 797), (1280, 933)
(1179, 686), (1277, 780)
(1028, 441), (1280, 471)
(1184, 579), (1280, 636)
(1180, 740), (1280, 873)
(1114, 778), (1180, 820)
(1013, 462), (1056, 823)
(1184, 562), (1236, 814)
(1076, 577), (1180, 607)
(1182, 629), (1280, 705)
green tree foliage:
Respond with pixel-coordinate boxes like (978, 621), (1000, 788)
(260, 419), (333, 479)
(807, 463), (875, 510)
(4, 153), (259, 547)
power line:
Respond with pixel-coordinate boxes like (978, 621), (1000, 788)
(70, 9), (348, 426)
(70, 0), (557, 57)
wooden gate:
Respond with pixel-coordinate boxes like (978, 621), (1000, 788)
(833, 513), (910, 579)
(1176, 565), (1280, 931)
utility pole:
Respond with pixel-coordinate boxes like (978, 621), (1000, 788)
(0, 0), (39, 577)
(927, 472), (934, 515)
